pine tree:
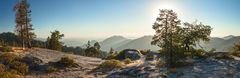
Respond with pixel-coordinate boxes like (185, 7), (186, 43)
(151, 9), (181, 67)
(46, 30), (64, 51)
(14, 0), (35, 48)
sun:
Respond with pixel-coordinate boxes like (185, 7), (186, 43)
(148, 1), (184, 22)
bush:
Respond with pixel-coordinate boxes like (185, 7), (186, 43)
(105, 54), (117, 60)
(123, 58), (132, 64)
(0, 53), (20, 65)
(9, 61), (29, 75)
(98, 59), (123, 69)
(47, 66), (57, 73)
(57, 56), (75, 67)
(146, 55), (154, 60)
(0, 53), (29, 75)
(156, 60), (166, 67)
(0, 64), (6, 72)
(193, 49), (207, 58)
(0, 46), (13, 52)
(140, 50), (150, 55)
(0, 64), (19, 78)
(0, 72), (18, 78)
(231, 42), (240, 57)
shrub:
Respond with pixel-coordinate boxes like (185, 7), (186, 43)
(98, 59), (123, 69)
(146, 55), (154, 60)
(156, 60), (166, 67)
(231, 42), (240, 57)
(57, 56), (75, 67)
(123, 58), (132, 64)
(47, 66), (57, 73)
(0, 72), (18, 78)
(0, 69), (19, 78)
(0, 64), (6, 72)
(0, 46), (13, 52)
(9, 61), (29, 75)
(193, 49), (207, 58)
(105, 54), (116, 60)
(0, 53), (20, 65)
(140, 50), (150, 55)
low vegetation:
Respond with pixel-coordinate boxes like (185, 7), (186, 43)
(123, 58), (132, 64)
(231, 42), (240, 57)
(0, 53), (29, 77)
(97, 59), (123, 70)
(140, 49), (150, 55)
(57, 56), (75, 67)
(0, 46), (13, 52)
(47, 66), (58, 73)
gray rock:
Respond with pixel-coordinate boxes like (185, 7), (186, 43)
(21, 56), (43, 70)
(233, 72), (240, 78)
(124, 49), (142, 60)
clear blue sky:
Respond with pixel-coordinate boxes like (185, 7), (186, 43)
(0, 0), (239, 39)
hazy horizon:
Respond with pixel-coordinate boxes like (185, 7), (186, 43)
(1, 0), (240, 39)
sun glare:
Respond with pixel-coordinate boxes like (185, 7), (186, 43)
(148, 1), (184, 23)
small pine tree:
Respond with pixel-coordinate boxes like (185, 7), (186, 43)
(46, 30), (64, 51)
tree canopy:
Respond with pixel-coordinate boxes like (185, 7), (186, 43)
(151, 9), (212, 67)
(46, 30), (64, 51)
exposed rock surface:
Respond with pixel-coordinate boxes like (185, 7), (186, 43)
(10, 48), (240, 78)
(107, 56), (240, 78)
(115, 49), (142, 60)
(15, 48), (104, 78)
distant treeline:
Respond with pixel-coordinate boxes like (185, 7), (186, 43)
(0, 32), (108, 58)
(0, 32), (45, 48)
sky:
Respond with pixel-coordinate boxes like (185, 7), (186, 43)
(0, 0), (240, 39)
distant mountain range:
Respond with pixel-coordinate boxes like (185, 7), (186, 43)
(55, 35), (240, 52)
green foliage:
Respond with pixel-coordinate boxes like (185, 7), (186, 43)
(151, 9), (212, 67)
(146, 54), (154, 60)
(47, 66), (58, 73)
(84, 42), (102, 57)
(231, 42), (240, 57)
(208, 48), (216, 53)
(14, 0), (35, 48)
(98, 59), (123, 69)
(0, 53), (20, 65)
(193, 49), (207, 58)
(140, 49), (150, 55)
(123, 58), (132, 64)
(85, 47), (100, 57)
(46, 30), (64, 51)
(156, 60), (166, 67)
(0, 46), (13, 52)
(0, 32), (46, 48)
(9, 61), (29, 75)
(106, 54), (117, 60)
(57, 56), (75, 67)
(0, 53), (29, 76)
(0, 71), (19, 78)
(0, 32), (21, 47)
(62, 46), (85, 55)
